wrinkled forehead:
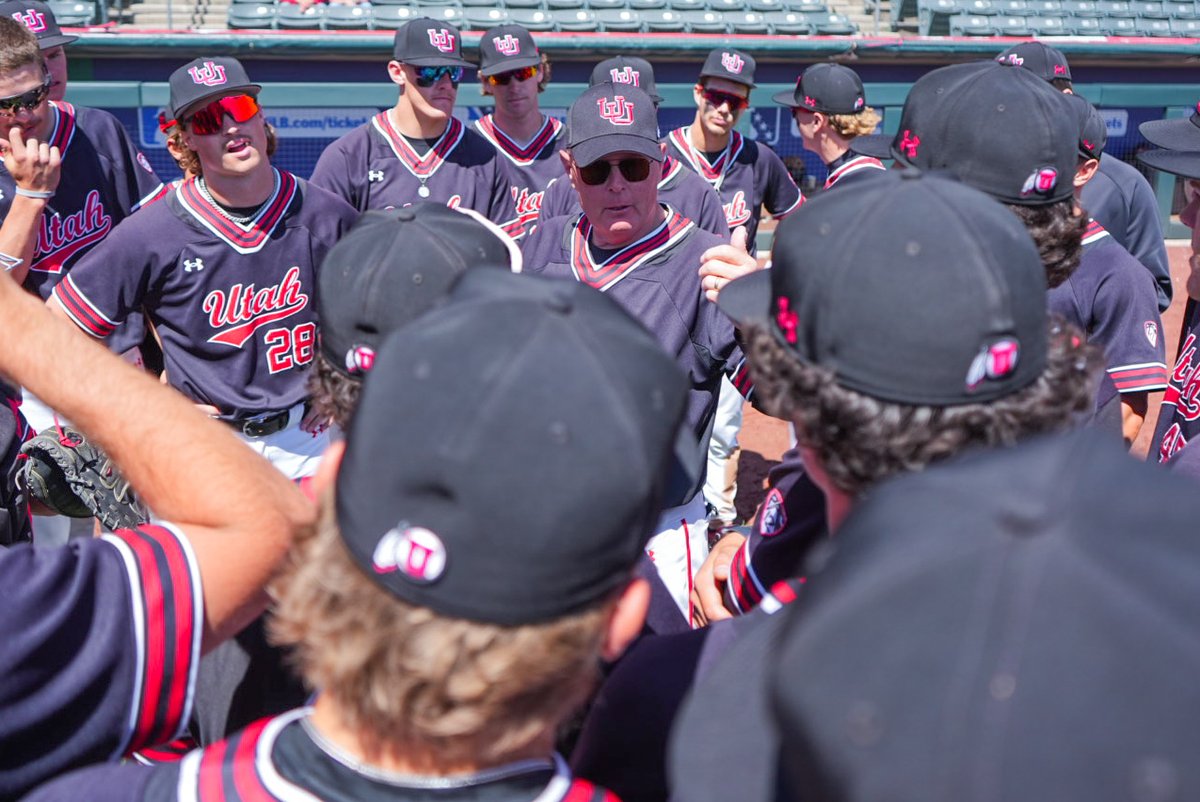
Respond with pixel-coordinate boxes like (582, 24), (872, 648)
(0, 60), (45, 98)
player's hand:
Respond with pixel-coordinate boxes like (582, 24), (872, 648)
(301, 405), (331, 436)
(194, 403), (221, 417)
(689, 529), (746, 627)
(699, 226), (759, 304)
(1, 126), (61, 197)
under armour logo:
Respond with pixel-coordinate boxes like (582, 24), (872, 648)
(597, 96), (635, 126)
(898, 129), (920, 159)
(493, 34), (520, 56)
(609, 66), (640, 87)
(721, 52), (745, 74)
(1020, 166), (1058, 197)
(184, 258), (205, 273)
(427, 28), (455, 53)
(13, 9), (46, 32)
(775, 297), (798, 345)
(368, 170), (384, 183)
(1053, 64), (1067, 75)
(188, 61), (227, 87)
(804, 96), (817, 108)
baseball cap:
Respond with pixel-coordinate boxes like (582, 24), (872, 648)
(996, 40), (1073, 83)
(1139, 100), (1200, 152)
(880, 60), (1078, 205)
(477, 24), (540, 77)
(718, 169), (1048, 406)
(590, 56), (663, 105)
(318, 204), (521, 378)
(1067, 92), (1107, 160)
(567, 84), (662, 168)
(168, 56), (261, 120)
(698, 48), (757, 88)
(673, 428), (1200, 802)
(0, 0), (76, 48)
(392, 17), (474, 68)
(773, 63), (866, 115)
(335, 269), (689, 626)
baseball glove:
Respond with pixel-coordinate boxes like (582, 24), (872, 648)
(19, 425), (149, 532)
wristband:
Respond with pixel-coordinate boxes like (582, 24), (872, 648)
(15, 187), (53, 199)
(0, 252), (21, 272)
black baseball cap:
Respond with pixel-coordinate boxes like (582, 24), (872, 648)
(478, 24), (540, 77)
(567, 84), (662, 168)
(0, 0), (76, 48)
(1067, 93), (1107, 160)
(335, 269), (688, 626)
(773, 63), (866, 115)
(698, 47), (756, 88)
(1139, 100), (1200, 152)
(392, 17), (474, 68)
(880, 61), (1078, 205)
(996, 40), (1073, 83)
(718, 169), (1048, 406)
(318, 204), (520, 378)
(168, 56), (261, 120)
(590, 56), (662, 105)
(673, 428), (1200, 802)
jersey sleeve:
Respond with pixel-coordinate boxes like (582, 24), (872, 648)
(0, 524), (203, 799)
(759, 146), (804, 220)
(52, 215), (161, 339)
(1123, 173), (1173, 311)
(21, 763), (158, 802)
(1092, 249), (1169, 395)
(537, 177), (575, 225)
(310, 137), (364, 212)
(100, 110), (167, 213)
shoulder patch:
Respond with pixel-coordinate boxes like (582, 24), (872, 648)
(758, 487), (787, 537)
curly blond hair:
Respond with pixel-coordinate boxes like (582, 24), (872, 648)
(828, 106), (881, 138)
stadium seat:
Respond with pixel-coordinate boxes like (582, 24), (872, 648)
(422, 3), (465, 22)
(1096, 0), (1131, 12)
(504, 0), (544, 8)
(547, 0), (584, 9)
(463, 6), (510, 26)
(587, 0), (626, 9)
(749, 0), (784, 10)
(729, 9), (770, 27)
(667, 0), (705, 9)
(1067, 14), (1104, 29)
(227, 3), (275, 27)
(709, 0), (749, 11)
(373, 3), (418, 22)
(324, 3), (372, 27)
(992, 0), (1026, 13)
(1100, 13), (1137, 29)
(642, 7), (686, 26)
(1136, 15), (1172, 29)
(1029, 13), (1068, 30)
(460, 0), (492, 7)
(762, 8), (815, 28)
(917, 0), (957, 34)
(276, 3), (324, 28)
(552, 7), (599, 26)
(46, 0), (94, 24)
(679, 8), (728, 28)
(995, 12), (1034, 30)
(1170, 14), (1200, 28)
(1164, 0), (1198, 15)
(1024, 0), (1061, 11)
(892, 0), (918, 21)
(949, 11), (999, 29)
(962, 0), (997, 13)
(628, 0), (664, 8)
(508, 7), (557, 26)
(1062, 0), (1103, 13)
(785, 0), (828, 11)
(371, 0), (411, 7)
(810, 10), (857, 29)
(1133, 0), (1168, 14)
(596, 6), (643, 26)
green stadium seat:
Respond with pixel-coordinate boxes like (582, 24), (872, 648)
(1164, 0), (1198, 15)
(552, 7), (599, 26)
(1067, 14), (1104, 29)
(763, 8), (814, 28)
(729, 9), (770, 27)
(1029, 13), (1068, 29)
(1063, 0), (1103, 13)
(1133, 1), (1168, 15)
(628, 0), (664, 9)
(917, 0), (956, 33)
(463, 6), (510, 26)
(950, 12), (999, 29)
(420, 3), (465, 22)
(709, 0), (748, 10)
(596, 6), (643, 26)
(809, 10), (857, 28)
(1096, 0), (1131, 11)
(995, 12), (1034, 29)
(46, 0), (94, 24)
(1025, 0), (1061, 11)
(546, 0), (584, 9)
(749, 0), (785, 10)
(667, 0), (704, 9)
(508, 7), (556, 26)
(324, 3), (371, 26)
(1100, 13), (1137, 29)
(785, 0), (828, 11)
(962, 0), (998, 14)
(373, 3), (419, 23)
(1136, 14), (1172, 28)
(679, 8), (728, 28)
(588, 0), (626, 9)
(460, 0), (492, 7)
(227, 3), (275, 26)
(992, 0), (1027, 13)
(275, 3), (324, 28)
(642, 7), (686, 26)
(504, 0), (544, 8)
(892, 0), (918, 21)
(1170, 14), (1200, 27)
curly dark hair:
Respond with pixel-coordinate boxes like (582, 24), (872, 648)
(1005, 198), (1088, 289)
(745, 318), (1102, 497)
(308, 353), (363, 429)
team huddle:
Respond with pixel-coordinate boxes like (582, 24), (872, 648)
(1, 2), (1200, 800)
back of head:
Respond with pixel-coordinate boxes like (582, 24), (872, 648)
(0, 15), (40, 74)
(770, 428), (1200, 801)
(996, 40), (1073, 88)
(590, 56), (662, 104)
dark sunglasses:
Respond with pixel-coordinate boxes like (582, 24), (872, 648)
(701, 88), (749, 113)
(0, 75), (51, 116)
(184, 94), (261, 136)
(486, 65), (538, 87)
(577, 157), (653, 186)
(415, 66), (464, 88)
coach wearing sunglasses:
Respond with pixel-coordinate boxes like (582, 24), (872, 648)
(311, 17), (512, 228)
(523, 83), (757, 633)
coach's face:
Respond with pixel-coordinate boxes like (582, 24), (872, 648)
(564, 146), (666, 249)
(181, 92), (269, 180)
(0, 61), (52, 143)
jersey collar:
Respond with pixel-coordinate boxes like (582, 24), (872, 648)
(44, 101), (77, 156)
(570, 205), (695, 292)
(474, 114), (563, 166)
(373, 111), (465, 179)
(176, 168), (297, 255)
(668, 126), (744, 191)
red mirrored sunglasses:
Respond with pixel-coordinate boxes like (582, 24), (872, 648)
(184, 94), (261, 136)
(486, 65), (538, 87)
(701, 88), (748, 113)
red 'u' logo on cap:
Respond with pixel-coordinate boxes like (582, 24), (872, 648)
(188, 61), (227, 87)
(721, 52), (745, 74)
(427, 28), (456, 52)
(598, 96), (635, 126)
(13, 9), (46, 32)
(493, 34), (520, 56)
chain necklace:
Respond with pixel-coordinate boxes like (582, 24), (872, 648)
(196, 171), (278, 225)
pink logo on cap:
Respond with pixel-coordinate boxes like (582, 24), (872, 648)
(998, 53), (1024, 66)
(1020, 167), (1059, 197)
(493, 34), (520, 56)
(775, 297), (798, 345)
(721, 52), (745, 74)
(1082, 139), (1095, 152)
(597, 95), (635, 126)
(188, 61), (227, 87)
(1053, 64), (1067, 75)
(345, 345), (376, 374)
(373, 524), (447, 583)
(427, 28), (456, 53)
(12, 9), (46, 32)
(609, 66), (641, 87)
(966, 339), (1020, 390)
(898, 129), (921, 159)
(804, 95), (817, 108)
(854, 96), (864, 110)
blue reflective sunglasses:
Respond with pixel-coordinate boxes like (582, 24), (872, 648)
(415, 66), (464, 88)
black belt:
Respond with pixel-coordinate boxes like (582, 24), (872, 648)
(225, 408), (292, 438)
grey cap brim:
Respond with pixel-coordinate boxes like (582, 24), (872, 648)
(716, 268), (771, 329)
(38, 33), (77, 48)
(480, 55), (541, 76)
(850, 132), (893, 159)
(1138, 148), (1200, 181)
(1139, 117), (1200, 152)
(570, 134), (663, 168)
